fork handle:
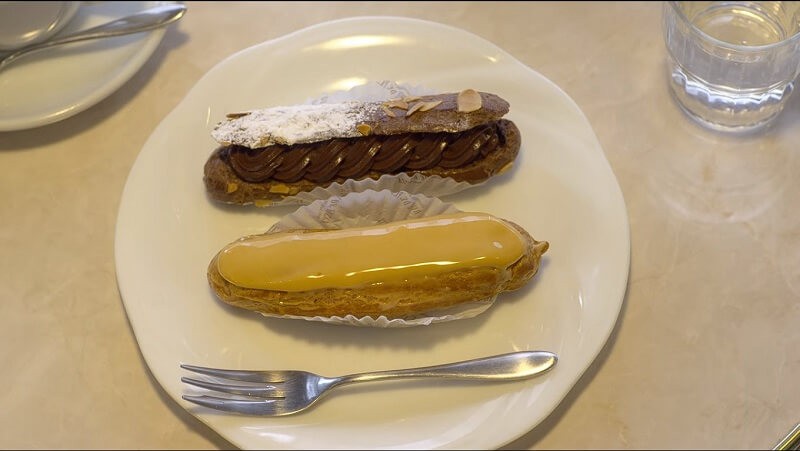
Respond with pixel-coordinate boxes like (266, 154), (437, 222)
(337, 351), (557, 385)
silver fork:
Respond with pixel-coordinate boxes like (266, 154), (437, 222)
(181, 351), (557, 416)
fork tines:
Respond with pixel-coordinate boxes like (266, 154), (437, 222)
(180, 364), (289, 415)
(180, 364), (286, 383)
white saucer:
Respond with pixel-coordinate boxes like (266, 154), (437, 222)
(0, 1), (171, 132)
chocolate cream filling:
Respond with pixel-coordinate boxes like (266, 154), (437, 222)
(221, 120), (509, 184)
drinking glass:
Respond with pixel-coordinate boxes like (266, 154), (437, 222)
(663, 1), (800, 133)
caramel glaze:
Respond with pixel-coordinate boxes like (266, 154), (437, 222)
(216, 212), (526, 292)
(221, 120), (508, 184)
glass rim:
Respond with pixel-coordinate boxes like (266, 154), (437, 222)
(668, 0), (800, 51)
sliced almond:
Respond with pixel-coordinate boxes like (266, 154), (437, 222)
(384, 99), (409, 110)
(356, 123), (372, 136)
(457, 89), (482, 112)
(226, 112), (251, 119)
(496, 161), (514, 175)
(268, 184), (291, 194)
(402, 96), (422, 102)
(381, 105), (397, 118)
(418, 100), (442, 112)
(405, 101), (425, 117)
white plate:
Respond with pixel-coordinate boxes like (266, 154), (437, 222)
(115, 17), (630, 450)
(0, 1), (170, 131)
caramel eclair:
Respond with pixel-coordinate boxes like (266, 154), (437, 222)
(207, 211), (548, 320)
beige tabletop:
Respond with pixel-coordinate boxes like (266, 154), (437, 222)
(2, 1), (799, 449)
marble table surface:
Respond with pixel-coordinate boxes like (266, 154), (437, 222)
(1, 1), (798, 449)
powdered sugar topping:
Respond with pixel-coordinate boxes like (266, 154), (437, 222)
(212, 101), (379, 148)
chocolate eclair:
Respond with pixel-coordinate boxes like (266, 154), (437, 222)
(204, 89), (521, 205)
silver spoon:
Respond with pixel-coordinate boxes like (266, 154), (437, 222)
(0, 3), (187, 74)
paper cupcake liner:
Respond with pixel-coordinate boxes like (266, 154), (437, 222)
(257, 80), (485, 207)
(269, 172), (478, 207)
(260, 189), (497, 327)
